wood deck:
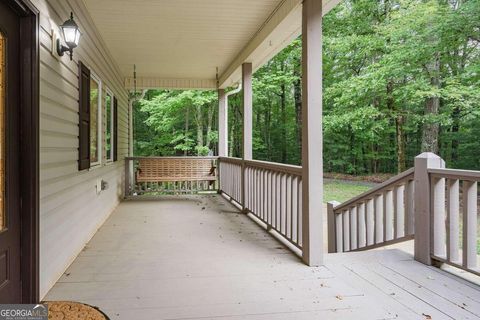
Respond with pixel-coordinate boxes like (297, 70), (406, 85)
(45, 195), (480, 320)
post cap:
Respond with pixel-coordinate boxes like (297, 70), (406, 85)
(415, 152), (441, 159)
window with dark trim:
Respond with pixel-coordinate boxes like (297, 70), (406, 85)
(89, 74), (102, 166)
(79, 62), (118, 169)
(113, 97), (118, 162)
(105, 89), (114, 162)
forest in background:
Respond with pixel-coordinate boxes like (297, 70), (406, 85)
(134, 0), (480, 175)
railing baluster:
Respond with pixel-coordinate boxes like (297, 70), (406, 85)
(462, 180), (477, 269)
(263, 170), (270, 227)
(432, 176), (446, 258)
(297, 177), (301, 245)
(269, 170), (273, 228)
(446, 179), (460, 263)
(290, 176), (294, 241)
(284, 174), (288, 237)
(358, 203), (366, 248)
(264, 169), (267, 221)
(279, 174), (284, 234)
(298, 180), (303, 248)
(406, 179), (415, 236)
(343, 210), (350, 251)
(258, 168), (262, 218)
(336, 212), (343, 253)
(385, 189), (394, 241)
(350, 206), (357, 250)
(366, 198), (375, 246)
(395, 184), (405, 238)
(375, 194), (384, 244)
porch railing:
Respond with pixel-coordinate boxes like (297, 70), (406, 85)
(328, 153), (480, 277)
(219, 157), (303, 249)
(124, 156), (218, 197)
(327, 168), (415, 253)
(428, 168), (479, 276)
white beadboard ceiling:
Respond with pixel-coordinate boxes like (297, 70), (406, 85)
(82, 0), (341, 89)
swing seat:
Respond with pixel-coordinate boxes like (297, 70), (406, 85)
(136, 158), (216, 183)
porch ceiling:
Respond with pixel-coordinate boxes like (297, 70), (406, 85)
(81, 0), (341, 90)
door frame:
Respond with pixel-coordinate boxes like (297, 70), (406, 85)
(5, 0), (40, 303)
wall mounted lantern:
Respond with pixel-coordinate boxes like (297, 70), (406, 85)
(57, 12), (81, 60)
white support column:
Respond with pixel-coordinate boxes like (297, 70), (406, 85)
(301, 0), (324, 266)
(128, 98), (135, 190)
(242, 63), (253, 160)
(242, 63), (253, 211)
(218, 89), (227, 157)
(128, 99), (133, 157)
(414, 152), (445, 265)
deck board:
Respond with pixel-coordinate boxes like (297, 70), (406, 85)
(45, 195), (480, 320)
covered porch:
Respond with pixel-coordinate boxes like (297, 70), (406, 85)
(25, 0), (480, 316)
(45, 195), (480, 319)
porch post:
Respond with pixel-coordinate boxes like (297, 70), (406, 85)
(301, 0), (324, 266)
(218, 89), (227, 157)
(128, 98), (134, 193)
(242, 63), (253, 210)
(414, 152), (445, 265)
(242, 63), (253, 160)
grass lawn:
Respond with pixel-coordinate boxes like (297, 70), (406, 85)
(323, 179), (373, 203)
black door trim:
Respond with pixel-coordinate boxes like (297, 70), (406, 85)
(5, 0), (40, 303)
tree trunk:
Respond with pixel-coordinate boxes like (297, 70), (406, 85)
(184, 106), (190, 156)
(421, 53), (440, 154)
(450, 106), (460, 164)
(280, 80), (287, 163)
(386, 80), (406, 173)
(396, 115), (406, 173)
(206, 103), (214, 150)
(195, 104), (204, 155)
(293, 57), (302, 164)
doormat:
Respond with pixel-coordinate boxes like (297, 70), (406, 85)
(44, 301), (110, 320)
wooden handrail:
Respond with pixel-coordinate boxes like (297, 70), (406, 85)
(428, 168), (480, 180)
(218, 156), (243, 164)
(218, 157), (302, 176)
(334, 167), (414, 212)
(244, 159), (302, 176)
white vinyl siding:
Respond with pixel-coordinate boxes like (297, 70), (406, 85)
(32, 0), (130, 298)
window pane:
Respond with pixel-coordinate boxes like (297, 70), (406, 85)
(90, 78), (99, 163)
(105, 93), (112, 160)
(0, 33), (5, 230)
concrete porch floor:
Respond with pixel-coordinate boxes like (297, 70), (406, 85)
(45, 195), (480, 320)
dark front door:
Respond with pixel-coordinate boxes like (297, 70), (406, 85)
(0, 0), (22, 302)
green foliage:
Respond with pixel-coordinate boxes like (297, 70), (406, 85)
(134, 90), (218, 156)
(134, 0), (480, 174)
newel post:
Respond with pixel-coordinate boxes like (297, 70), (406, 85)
(242, 63), (253, 212)
(414, 152), (445, 265)
(327, 201), (340, 253)
(301, 0), (323, 266)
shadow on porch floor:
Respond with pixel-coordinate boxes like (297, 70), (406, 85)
(45, 195), (480, 320)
